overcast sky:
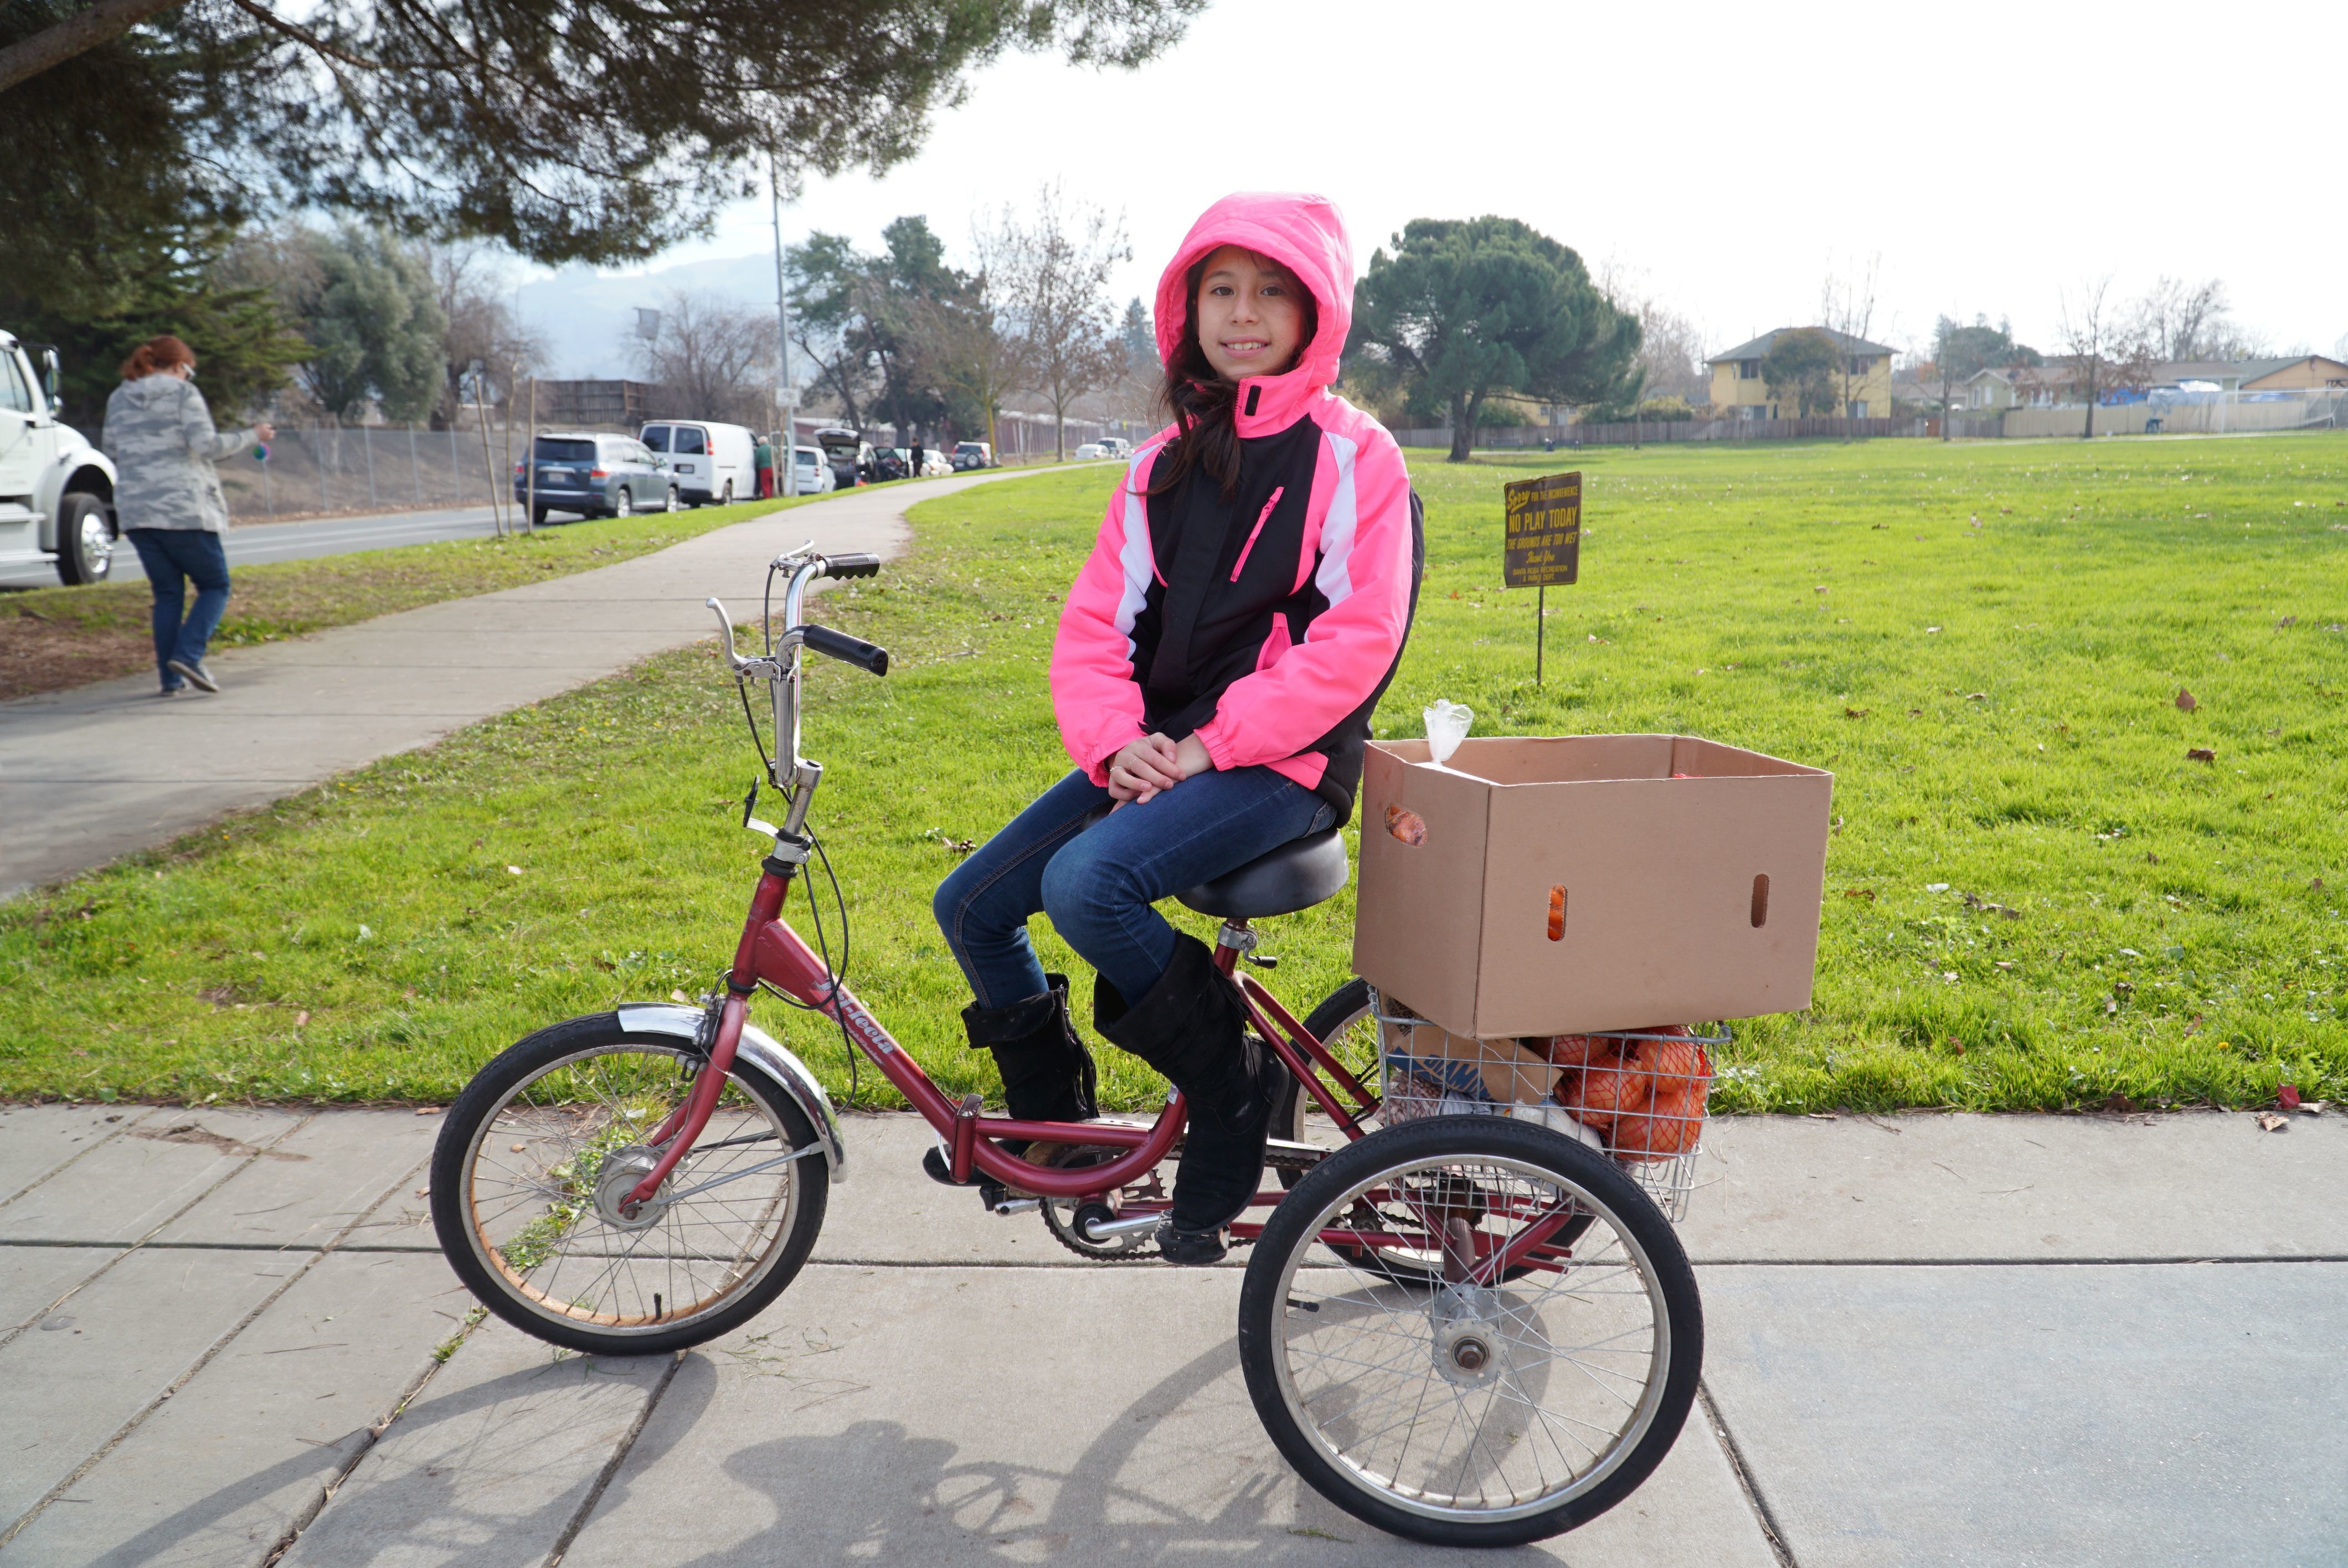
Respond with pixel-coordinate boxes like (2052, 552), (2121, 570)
(562, 0), (2347, 363)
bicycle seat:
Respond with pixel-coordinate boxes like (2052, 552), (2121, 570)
(1176, 829), (1350, 920)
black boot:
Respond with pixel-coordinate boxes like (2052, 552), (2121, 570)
(924, 974), (1098, 1192)
(1100, 935), (1289, 1265)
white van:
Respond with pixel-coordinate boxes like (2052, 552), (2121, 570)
(641, 420), (755, 507)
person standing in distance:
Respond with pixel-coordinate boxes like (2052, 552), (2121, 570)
(101, 336), (273, 695)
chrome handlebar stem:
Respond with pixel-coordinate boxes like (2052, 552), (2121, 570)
(709, 541), (830, 810)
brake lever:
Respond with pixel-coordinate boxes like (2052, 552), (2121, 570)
(706, 597), (746, 670)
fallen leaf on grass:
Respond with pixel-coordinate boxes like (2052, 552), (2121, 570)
(294, 1010), (309, 1027)
(2186, 747), (2216, 762)
(2256, 1113), (2287, 1133)
(1966, 692), (1988, 701)
(2277, 616), (2297, 628)
(1844, 706), (1868, 718)
(670, 989), (691, 1003)
(1842, 888), (1877, 901)
(2278, 1085), (2301, 1110)
(2175, 688), (2197, 710)
(2184, 1014), (2205, 1035)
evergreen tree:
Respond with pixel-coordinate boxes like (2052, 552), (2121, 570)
(1347, 216), (1640, 462)
(290, 225), (449, 423)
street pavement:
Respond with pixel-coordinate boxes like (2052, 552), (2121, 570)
(0, 472), (1016, 901)
(0, 506), (505, 591)
(0, 1102), (2340, 1566)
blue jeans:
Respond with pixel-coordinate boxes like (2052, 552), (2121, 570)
(126, 529), (230, 689)
(935, 766), (1336, 1010)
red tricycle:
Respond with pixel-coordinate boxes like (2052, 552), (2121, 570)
(430, 546), (1705, 1548)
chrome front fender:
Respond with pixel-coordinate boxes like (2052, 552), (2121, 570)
(613, 1003), (847, 1183)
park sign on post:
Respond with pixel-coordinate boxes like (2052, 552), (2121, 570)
(1502, 471), (1582, 683)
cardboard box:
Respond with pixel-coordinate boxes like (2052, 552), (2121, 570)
(1352, 735), (1833, 1039)
(1378, 1011), (1558, 1105)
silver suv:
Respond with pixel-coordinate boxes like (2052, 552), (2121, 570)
(514, 432), (676, 523)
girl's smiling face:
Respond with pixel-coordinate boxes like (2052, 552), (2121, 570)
(1194, 246), (1307, 383)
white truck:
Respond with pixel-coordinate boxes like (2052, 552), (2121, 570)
(0, 330), (120, 584)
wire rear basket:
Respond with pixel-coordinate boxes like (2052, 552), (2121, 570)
(1371, 991), (1724, 1224)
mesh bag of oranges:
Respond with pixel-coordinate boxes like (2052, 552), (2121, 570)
(1372, 997), (1724, 1220)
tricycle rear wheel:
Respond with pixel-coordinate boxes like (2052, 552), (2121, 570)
(1238, 1116), (1701, 1546)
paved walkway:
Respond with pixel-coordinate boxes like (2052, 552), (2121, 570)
(0, 1103), (2339, 1565)
(0, 473), (1019, 900)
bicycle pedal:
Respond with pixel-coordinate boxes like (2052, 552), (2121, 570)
(989, 1194), (1041, 1217)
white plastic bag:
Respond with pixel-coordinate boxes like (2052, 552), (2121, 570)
(1422, 699), (1473, 766)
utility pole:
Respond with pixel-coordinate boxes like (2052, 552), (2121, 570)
(770, 152), (799, 497)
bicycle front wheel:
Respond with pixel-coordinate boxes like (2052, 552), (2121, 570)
(1238, 1116), (1701, 1547)
(430, 1013), (828, 1356)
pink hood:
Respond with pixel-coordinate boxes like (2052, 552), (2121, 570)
(1153, 192), (1354, 436)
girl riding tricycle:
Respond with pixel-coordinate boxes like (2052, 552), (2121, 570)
(431, 193), (1724, 1547)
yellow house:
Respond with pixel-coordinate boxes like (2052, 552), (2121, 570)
(2239, 355), (2348, 391)
(1706, 328), (1898, 419)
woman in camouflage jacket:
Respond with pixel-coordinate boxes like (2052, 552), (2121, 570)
(101, 336), (272, 694)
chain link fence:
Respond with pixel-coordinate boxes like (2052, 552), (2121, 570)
(213, 422), (524, 524)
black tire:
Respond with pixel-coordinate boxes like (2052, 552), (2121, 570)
(430, 1012), (828, 1356)
(1274, 978), (1379, 1163)
(54, 491), (112, 585)
(1239, 1117), (1701, 1546)
(530, 506), (550, 528)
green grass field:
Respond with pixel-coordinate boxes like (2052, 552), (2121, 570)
(3, 434), (2343, 1113)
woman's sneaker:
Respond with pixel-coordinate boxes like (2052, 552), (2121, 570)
(166, 658), (220, 693)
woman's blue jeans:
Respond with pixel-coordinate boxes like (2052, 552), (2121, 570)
(935, 766), (1336, 1011)
(125, 529), (230, 689)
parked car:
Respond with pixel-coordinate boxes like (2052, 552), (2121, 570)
(865, 446), (911, 483)
(813, 426), (868, 488)
(513, 432), (676, 523)
(919, 447), (954, 477)
(1096, 436), (1131, 460)
(950, 441), (995, 471)
(640, 420), (755, 506)
(1074, 442), (1106, 461)
(0, 329), (119, 585)
(789, 445), (836, 494)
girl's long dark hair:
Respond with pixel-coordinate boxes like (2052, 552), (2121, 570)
(1144, 251), (1318, 502)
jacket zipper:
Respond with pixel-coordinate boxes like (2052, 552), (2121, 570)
(1230, 487), (1283, 581)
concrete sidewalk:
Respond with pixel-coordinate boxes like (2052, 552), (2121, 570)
(1, 1102), (2340, 1565)
(0, 472), (1019, 900)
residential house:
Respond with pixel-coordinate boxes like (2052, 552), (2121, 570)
(2236, 355), (2348, 392)
(2144, 357), (2348, 393)
(1706, 328), (1898, 419)
(1960, 364), (2080, 410)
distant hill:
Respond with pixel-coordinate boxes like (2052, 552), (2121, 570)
(518, 254), (780, 379)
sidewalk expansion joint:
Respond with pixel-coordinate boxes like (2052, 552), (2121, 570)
(0, 1112), (322, 1359)
(0, 1122), (429, 1547)
(540, 1350), (686, 1567)
(0, 1107), (157, 1211)
(1698, 1381), (1799, 1568)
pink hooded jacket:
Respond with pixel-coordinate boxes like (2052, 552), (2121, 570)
(1048, 192), (1421, 823)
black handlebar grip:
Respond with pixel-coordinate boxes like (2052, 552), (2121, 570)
(823, 553), (882, 579)
(801, 621), (890, 676)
